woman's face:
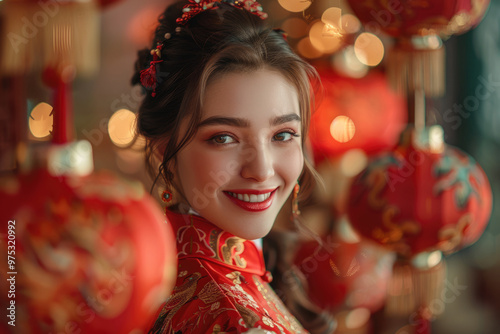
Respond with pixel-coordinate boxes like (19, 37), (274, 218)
(174, 68), (304, 240)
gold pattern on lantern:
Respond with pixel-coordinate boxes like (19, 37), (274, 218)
(437, 214), (472, 254)
(372, 205), (421, 255)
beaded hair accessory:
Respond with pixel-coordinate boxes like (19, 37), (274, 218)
(140, 0), (268, 97)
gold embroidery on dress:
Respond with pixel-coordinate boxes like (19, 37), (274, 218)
(198, 280), (224, 304)
(226, 271), (243, 284)
(221, 236), (247, 268)
(252, 275), (305, 333)
(235, 303), (260, 327)
(159, 272), (202, 329)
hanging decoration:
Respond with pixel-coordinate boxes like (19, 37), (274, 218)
(346, 125), (492, 333)
(0, 1), (177, 332)
(347, 126), (492, 258)
(294, 235), (394, 313)
(0, 166), (177, 334)
(309, 69), (407, 164)
(346, 0), (491, 97)
(346, 0), (491, 39)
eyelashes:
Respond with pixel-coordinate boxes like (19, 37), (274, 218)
(206, 130), (300, 146)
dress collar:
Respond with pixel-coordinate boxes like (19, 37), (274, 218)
(165, 209), (268, 277)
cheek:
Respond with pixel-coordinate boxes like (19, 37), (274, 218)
(276, 144), (304, 185)
(177, 146), (236, 194)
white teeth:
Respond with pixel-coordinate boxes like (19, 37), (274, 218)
(227, 191), (272, 203)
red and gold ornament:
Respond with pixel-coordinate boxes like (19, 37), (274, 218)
(0, 169), (177, 334)
(309, 69), (407, 164)
(346, 0), (490, 38)
(346, 127), (492, 258)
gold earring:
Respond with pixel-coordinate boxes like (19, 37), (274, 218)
(292, 181), (300, 216)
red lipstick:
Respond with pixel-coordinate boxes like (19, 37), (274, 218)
(223, 188), (277, 212)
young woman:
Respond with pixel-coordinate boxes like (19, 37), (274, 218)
(132, 0), (334, 333)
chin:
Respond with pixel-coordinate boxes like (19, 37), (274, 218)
(225, 221), (274, 240)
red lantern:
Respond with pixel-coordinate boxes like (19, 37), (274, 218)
(0, 169), (177, 334)
(346, 0), (490, 38)
(294, 233), (393, 312)
(346, 127), (492, 258)
(309, 70), (407, 164)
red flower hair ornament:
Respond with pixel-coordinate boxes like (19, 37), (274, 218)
(140, 0), (268, 97)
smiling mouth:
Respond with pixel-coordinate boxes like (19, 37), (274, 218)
(226, 192), (272, 203)
(223, 188), (277, 212)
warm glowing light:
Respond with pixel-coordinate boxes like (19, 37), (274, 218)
(29, 102), (53, 138)
(341, 14), (361, 34)
(297, 37), (323, 59)
(108, 109), (136, 147)
(330, 115), (355, 143)
(309, 21), (343, 54)
(321, 7), (342, 30)
(345, 308), (371, 329)
(354, 32), (385, 66)
(282, 17), (308, 39)
(340, 149), (368, 177)
(277, 0), (311, 13)
(332, 46), (369, 78)
(412, 250), (442, 269)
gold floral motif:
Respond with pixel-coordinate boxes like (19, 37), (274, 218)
(262, 316), (274, 327)
(220, 282), (259, 310)
(226, 271), (243, 284)
(178, 270), (188, 277)
(252, 275), (305, 333)
(211, 302), (220, 311)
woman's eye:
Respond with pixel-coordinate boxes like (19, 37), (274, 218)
(211, 134), (235, 145)
(273, 131), (299, 142)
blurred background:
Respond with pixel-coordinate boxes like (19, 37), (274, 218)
(1, 0), (499, 333)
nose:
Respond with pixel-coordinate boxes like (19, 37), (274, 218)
(240, 144), (275, 182)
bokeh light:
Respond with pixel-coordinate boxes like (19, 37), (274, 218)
(108, 109), (136, 147)
(321, 7), (342, 32)
(330, 115), (355, 143)
(277, 0), (312, 13)
(309, 21), (343, 54)
(332, 46), (369, 78)
(341, 14), (361, 34)
(354, 32), (385, 66)
(29, 102), (53, 139)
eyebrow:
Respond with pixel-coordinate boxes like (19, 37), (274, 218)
(198, 113), (301, 128)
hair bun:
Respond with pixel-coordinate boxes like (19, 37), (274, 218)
(131, 48), (153, 86)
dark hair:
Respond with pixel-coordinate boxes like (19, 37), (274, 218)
(132, 0), (320, 203)
(132, 1), (333, 332)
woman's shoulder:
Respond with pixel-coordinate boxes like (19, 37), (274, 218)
(149, 257), (308, 334)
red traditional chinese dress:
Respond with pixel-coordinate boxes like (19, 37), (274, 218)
(149, 209), (308, 334)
